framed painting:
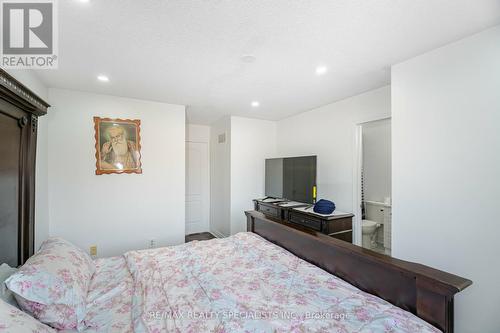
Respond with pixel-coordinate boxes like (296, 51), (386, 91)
(94, 117), (142, 175)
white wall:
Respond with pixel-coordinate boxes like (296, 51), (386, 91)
(392, 26), (500, 333)
(362, 118), (391, 203)
(47, 89), (186, 257)
(277, 86), (391, 213)
(210, 116), (231, 237)
(230, 117), (277, 234)
(5, 70), (49, 250)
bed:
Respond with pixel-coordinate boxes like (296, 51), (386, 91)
(87, 215), (470, 333)
(2, 225), (470, 333)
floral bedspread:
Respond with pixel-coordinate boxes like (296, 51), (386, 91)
(82, 256), (133, 333)
(123, 232), (441, 333)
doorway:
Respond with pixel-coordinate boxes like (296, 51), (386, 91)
(353, 117), (392, 254)
(185, 141), (210, 235)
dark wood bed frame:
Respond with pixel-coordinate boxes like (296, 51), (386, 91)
(246, 210), (471, 333)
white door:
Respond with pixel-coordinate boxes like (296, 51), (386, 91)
(186, 141), (210, 235)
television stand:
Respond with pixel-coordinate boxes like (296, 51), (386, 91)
(253, 199), (354, 243)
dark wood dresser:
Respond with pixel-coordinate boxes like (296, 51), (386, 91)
(253, 199), (354, 242)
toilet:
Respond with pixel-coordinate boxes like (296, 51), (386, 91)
(362, 220), (380, 249)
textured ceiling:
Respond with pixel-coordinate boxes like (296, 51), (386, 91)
(35, 0), (500, 124)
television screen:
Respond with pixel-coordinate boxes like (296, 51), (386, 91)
(265, 156), (317, 203)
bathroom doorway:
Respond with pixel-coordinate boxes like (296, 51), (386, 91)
(353, 118), (392, 254)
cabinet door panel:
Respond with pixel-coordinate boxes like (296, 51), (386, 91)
(0, 112), (21, 267)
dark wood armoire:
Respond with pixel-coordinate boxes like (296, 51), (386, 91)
(0, 69), (49, 267)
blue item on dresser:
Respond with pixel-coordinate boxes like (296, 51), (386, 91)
(313, 199), (336, 214)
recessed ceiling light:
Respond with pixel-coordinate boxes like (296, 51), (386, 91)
(251, 101), (260, 107)
(97, 75), (109, 82)
(241, 55), (257, 63)
(315, 66), (328, 75)
(79, 0), (90, 3)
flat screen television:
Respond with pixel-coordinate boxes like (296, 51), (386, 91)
(265, 155), (317, 204)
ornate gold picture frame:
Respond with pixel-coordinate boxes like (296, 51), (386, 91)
(94, 117), (142, 175)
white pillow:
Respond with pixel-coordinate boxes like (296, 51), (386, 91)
(5, 238), (95, 331)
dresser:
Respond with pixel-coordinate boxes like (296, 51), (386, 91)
(253, 199), (354, 242)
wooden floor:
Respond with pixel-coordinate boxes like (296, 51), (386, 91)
(185, 232), (216, 243)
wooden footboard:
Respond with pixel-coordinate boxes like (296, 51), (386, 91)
(245, 211), (471, 333)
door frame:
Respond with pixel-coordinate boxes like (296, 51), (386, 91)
(352, 116), (391, 246)
(185, 140), (210, 235)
